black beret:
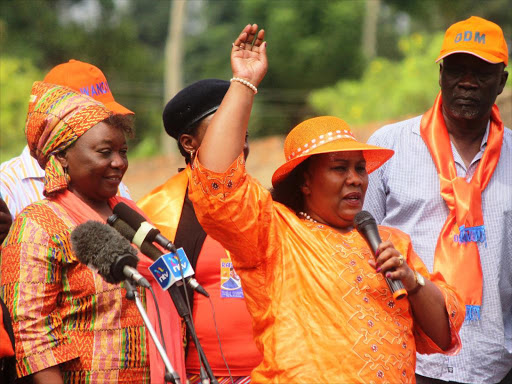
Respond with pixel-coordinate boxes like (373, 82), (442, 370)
(163, 79), (230, 140)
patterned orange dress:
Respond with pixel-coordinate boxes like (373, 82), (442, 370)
(188, 154), (464, 384)
(0, 200), (150, 383)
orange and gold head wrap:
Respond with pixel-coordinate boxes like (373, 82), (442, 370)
(25, 81), (112, 195)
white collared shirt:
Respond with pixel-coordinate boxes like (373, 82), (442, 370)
(1, 146), (131, 219)
(364, 115), (512, 384)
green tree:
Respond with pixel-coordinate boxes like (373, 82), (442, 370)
(309, 32), (444, 130)
(0, 56), (44, 161)
(181, 0), (368, 136)
(1, 0), (509, 159)
(0, 0), (165, 157)
(384, 0), (512, 36)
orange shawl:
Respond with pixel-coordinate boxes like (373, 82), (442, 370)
(420, 92), (503, 321)
(137, 167), (189, 243)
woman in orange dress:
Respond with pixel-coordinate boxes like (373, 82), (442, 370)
(187, 24), (465, 383)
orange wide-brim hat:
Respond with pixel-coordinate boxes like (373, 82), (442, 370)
(271, 116), (394, 187)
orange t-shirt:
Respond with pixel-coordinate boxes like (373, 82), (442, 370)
(185, 235), (262, 375)
(188, 154), (464, 384)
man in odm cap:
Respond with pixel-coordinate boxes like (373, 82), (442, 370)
(0, 60), (133, 231)
(137, 79), (260, 383)
(364, 16), (510, 384)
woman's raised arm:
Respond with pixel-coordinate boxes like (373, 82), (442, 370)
(198, 24), (267, 172)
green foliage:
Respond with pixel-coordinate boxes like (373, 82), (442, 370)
(181, 0), (368, 136)
(0, 0), (509, 161)
(309, 32), (444, 127)
(239, 0), (366, 89)
(385, 0), (512, 36)
(0, 56), (44, 161)
(0, 0), (164, 157)
(128, 0), (171, 49)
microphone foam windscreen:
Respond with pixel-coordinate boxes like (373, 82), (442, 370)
(354, 210), (376, 232)
(71, 220), (137, 284)
(113, 202), (146, 229)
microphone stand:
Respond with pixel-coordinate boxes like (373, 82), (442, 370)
(168, 283), (218, 384)
(124, 280), (181, 384)
(161, 244), (217, 383)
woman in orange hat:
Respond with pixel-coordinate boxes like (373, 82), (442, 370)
(188, 24), (465, 383)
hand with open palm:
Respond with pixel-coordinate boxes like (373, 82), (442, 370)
(231, 24), (267, 88)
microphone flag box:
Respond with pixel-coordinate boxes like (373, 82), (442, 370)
(149, 248), (194, 290)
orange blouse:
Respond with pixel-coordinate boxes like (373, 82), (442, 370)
(188, 154), (464, 384)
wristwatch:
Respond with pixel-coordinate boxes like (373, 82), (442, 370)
(408, 271), (425, 295)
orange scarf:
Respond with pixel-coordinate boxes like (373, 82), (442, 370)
(420, 92), (503, 321)
(52, 190), (186, 383)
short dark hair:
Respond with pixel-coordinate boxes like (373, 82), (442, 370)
(102, 114), (135, 139)
(270, 158), (311, 213)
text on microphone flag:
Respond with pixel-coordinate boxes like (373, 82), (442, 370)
(149, 247), (194, 290)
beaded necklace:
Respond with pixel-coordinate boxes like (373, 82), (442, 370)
(298, 211), (318, 223)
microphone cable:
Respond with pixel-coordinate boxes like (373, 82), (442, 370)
(146, 285), (181, 384)
(208, 297), (234, 384)
(124, 281), (176, 383)
(174, 255), (234, 384)
(147, 285), (168, 355)
(174, 252), (210, 384)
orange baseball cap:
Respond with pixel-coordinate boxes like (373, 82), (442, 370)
(43, 59), (134, 115)
(436, 16), (508, 66)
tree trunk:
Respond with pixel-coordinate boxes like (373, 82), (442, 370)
(362, 0), (380, 60)
(162, 0), (187, 154)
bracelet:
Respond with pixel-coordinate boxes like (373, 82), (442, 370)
(407, 271), (425, 296)
(230, 77), (258, 94)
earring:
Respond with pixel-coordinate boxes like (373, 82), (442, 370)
(189, 149), (196, 161)
(64, 167), (70, 184)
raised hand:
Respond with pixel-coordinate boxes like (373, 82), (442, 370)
(231, 24), (267, 88)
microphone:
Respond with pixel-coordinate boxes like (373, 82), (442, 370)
(72, 221), (182, 383)
(107, 211), (209, 297)
(354, 210), (407, 300)
(113, 202), (176, 252)
(110, 204), (218, 382)
(106, 213), (195, 324)
(71, 220), (151, 288)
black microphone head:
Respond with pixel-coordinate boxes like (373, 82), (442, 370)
(113, 202), (145, 229)
(108, 214), (135, 241)
(354, 210), (377, 233)
(113, 202), (161, 243)
(71, 220), (138, 284)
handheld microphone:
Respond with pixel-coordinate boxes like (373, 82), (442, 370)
(113, 202), (176, 252)
(354, 211), (407, 300)
(71, 220), (151, 288)
(108, 212), (209, 297)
